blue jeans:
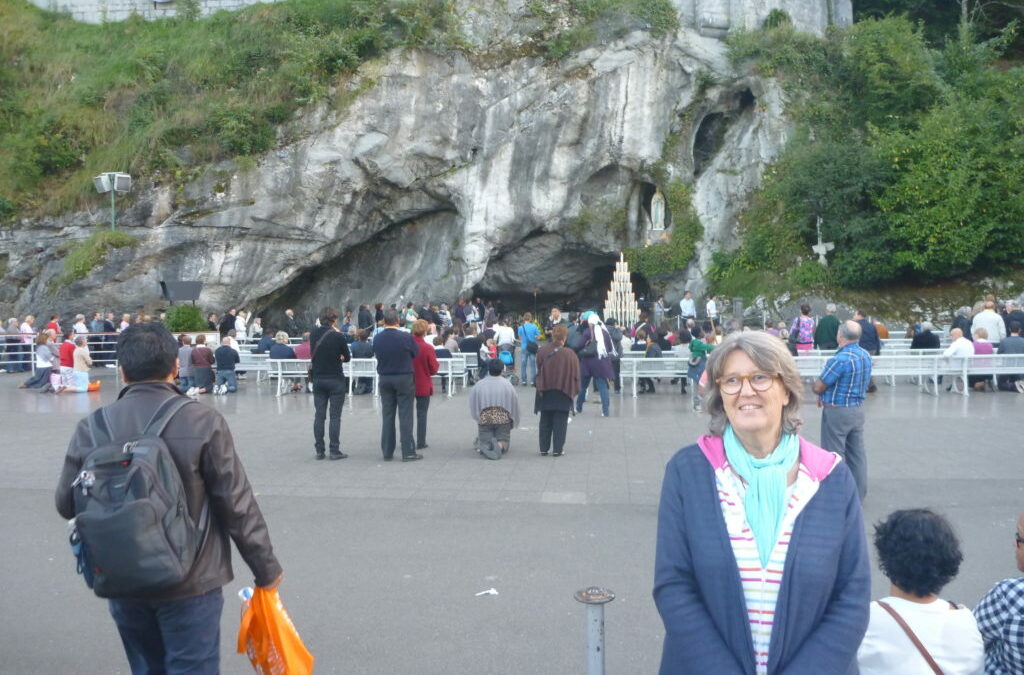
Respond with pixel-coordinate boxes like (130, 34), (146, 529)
(108, 587), (223, 675)
(576, 375), (609, 415)
(178, 375), (194, 393)
(520, 351), (536, 384)
(214, 370), (237, 392)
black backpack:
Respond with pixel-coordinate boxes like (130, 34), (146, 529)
(69, 396), (208, 598)
(566, 324), (587, 353)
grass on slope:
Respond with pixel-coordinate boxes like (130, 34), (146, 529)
(0, 0), (459, 217)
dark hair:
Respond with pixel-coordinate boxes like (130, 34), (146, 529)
(691, 325), (703, 339)
(487, 358), (504, 376)
(357, 329), (369, 341)
(874, 509), (962, 597)
(1011, 320), (1022, 334)
(800, 304), (811, 315)
(677, 328), (692, 343)
(319, 306), (339, 325)
(117, 322), (179, 383)
(383, 309), (400, 326)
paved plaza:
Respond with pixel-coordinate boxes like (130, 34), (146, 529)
(1, 370), (1022, 674)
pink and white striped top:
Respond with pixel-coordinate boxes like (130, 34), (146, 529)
(715, 455), (840, 674)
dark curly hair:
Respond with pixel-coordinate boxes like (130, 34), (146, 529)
(874, 509), (963, 598)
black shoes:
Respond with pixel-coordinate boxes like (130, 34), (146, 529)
(402, 454), (423, 462)
(329, 452), (348, 460)
(540, 451), (549, 456)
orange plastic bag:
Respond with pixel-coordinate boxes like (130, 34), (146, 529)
(237, 587), (314, 675)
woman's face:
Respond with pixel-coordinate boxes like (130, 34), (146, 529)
(720, 350), (789, 440)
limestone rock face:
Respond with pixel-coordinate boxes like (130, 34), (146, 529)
(0, 0), (850, 320)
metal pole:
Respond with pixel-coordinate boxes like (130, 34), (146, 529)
(575, 587), (615, 675)
(110, 177), (116, 231)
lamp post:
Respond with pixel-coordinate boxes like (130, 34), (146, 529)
(92, 172), (132, 231)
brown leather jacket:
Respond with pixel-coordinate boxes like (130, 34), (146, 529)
(56, 381), (282, 600)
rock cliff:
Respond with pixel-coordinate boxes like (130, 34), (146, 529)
(0, 0), (852, 319)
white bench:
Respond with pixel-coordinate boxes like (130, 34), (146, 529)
(236, 352), (270, 382)
(435, 356), (469, 396)
(619, 357), (689, 398)
(342, 358), (378, 397)
(267, 358), (310, 396)
(796, 353), (1024, 397)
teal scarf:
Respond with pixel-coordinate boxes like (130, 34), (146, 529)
(723, 425), (800, 567)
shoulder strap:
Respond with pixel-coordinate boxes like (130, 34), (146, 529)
(88, 408), (114, 446)
(311, 328), (332, 360)
(142, 395), (196, 438)
(876, 601), (945, 675)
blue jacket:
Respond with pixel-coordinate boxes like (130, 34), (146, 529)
(654, 438), (870, 675)
(857, 319), (881, 354)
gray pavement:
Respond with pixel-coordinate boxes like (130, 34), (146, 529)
(1, 370), (1022, 674)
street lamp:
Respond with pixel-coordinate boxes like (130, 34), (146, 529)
(93, 172), (132, 231)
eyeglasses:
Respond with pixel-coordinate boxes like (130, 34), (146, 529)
(716, 372), (778, 395)
(1016, 532), (1024, 546)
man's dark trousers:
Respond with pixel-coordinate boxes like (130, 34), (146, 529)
(108, 587), (223, 675)
(313, 377), (347, 457)
(379, 373), (415, 458)
(821, 405), (867, 500)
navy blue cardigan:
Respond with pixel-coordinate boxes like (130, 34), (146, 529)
(653, 441), (870, 675)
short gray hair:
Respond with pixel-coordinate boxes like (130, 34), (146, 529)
(703, 331), (803, 436)
(826, 303), (837, 313)
(838, 320), (861, 341)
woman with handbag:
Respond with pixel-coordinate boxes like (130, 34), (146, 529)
(789, 304), (816, 356)
(858, 509), (983, 674)
(574, 313), (614, 417)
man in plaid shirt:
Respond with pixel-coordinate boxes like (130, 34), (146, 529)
(974, 512), (1024, 674)
(812, 320), (872, 500)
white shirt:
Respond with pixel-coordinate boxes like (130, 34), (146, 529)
(858, 597), (984, 675)
(944, 336), (975, 359)
(706, 299), (718, 319)
(494, 325), (515, 347)
(73, 322), (88, 334)
(235, 315), (247, 334)
(971, 309), (1006, 343)
(679, 297), (696, 317)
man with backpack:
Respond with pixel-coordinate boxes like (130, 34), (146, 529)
(55, 322), (282, 675)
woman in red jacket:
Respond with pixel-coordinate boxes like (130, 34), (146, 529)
(411, 320), (439, 450)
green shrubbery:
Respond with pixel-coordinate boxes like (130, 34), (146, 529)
(716, 17), (1024, 296)
(57, 229), (139, 288)
(526, 0), (679, 59)
(165, 304), (208, 331)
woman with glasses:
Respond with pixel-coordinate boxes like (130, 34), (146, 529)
(654, 331), (870, 675)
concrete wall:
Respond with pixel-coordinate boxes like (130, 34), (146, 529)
(26, 0), (280, 24)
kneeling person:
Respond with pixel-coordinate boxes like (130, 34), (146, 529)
(469, 359), (520, 459)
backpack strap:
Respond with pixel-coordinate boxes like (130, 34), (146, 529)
(87, 408), (114, 447)
(142, 395), (197, 438)
(876, 601), (945, 675)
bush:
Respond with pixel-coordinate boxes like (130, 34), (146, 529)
(58, 229), (139, 287)
(165, 304), (208, 331)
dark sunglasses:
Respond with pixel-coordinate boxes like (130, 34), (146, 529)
(1017, 532), (1024, 546)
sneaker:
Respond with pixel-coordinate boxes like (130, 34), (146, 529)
(1016, 380), (1024, 394)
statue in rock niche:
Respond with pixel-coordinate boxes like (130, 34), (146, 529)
(650, 189), (666, 231)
